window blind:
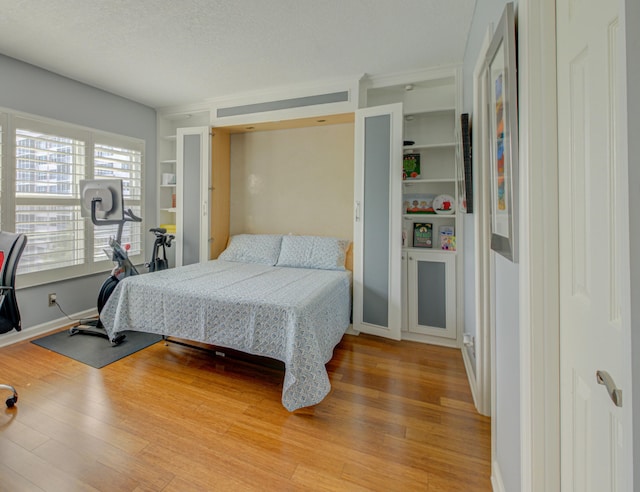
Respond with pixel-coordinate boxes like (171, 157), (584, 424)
(15, 128), (86, 274)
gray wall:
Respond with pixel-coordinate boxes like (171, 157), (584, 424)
(463, 1), (521, 491)
(626, 0), (640, 484)
(0, 54), (157, 332)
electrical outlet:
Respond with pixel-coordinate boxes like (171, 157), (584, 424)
(48, 293), (57, 307)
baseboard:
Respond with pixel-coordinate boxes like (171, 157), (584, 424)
(0, 308), (98, 348)
(491, 459), (507, 492)
(345, 324), (359, 336)
(461, 345), (481, 412)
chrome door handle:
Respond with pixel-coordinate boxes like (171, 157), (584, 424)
(596, 370), (623, 407)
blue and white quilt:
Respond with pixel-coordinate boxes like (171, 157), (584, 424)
(100, 260), (352, 411)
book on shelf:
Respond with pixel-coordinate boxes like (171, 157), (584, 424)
(439, 225), (456, 251)
(413, 223), (433, 248)
(403, 153), (421, 180)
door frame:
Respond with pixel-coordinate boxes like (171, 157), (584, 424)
(472, 2), (561, 488)
(517, 0), (561, 490)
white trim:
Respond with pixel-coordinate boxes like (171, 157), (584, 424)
(472, 25), (494, 419)
(461, 345), (480, 409)
(517, 0), (561, 491)
(0, 308), (97, 348)
(364, 64), (461, 89)
(491, 459), (507, 492)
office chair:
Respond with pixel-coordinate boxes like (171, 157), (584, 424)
(0, 231), (27, 408)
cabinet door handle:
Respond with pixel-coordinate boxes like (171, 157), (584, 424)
(355, 201), (361, 222)
(409, 256), (413, 261)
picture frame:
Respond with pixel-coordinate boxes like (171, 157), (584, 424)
(485, 2), (519, 262)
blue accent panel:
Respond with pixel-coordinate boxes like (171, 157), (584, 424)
(362, 114), (390, 327)
(182, 134), (201, 266)
(417, 260), (446, 328)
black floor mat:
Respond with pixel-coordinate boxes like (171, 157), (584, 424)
(31, 330), (162, 368)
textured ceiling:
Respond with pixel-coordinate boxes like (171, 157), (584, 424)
(0, 0), (476, 109)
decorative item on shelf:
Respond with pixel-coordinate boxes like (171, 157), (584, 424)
(403, 193), (435, 214)
(440, 225), (456, 251)
(171, 193), (176, 208)
(402, 153), (421, 180)
(433, 194), (455, 215)
(403, 140), (415, 146)
(162, 173), (176, 185)
(413, 223), (433, 248)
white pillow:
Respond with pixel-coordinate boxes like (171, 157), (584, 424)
(276, 235), (349, 270)
(218, 234), (283, 265)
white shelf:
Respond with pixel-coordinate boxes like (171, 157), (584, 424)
(160, 184), (177, 188)
(160, 207), (177, 213)
(403, 214), (457, 220)
(403, 247), (457, 254)
(403, 178), (455, 185)
(160, 159), (177, 164)
(403, 142), (456, 150)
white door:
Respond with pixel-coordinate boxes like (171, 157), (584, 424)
(353, 104), (403, 340)
(557, 0), (633, 489)
(176, 126), (211, 266)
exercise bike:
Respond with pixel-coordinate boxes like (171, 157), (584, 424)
(69, 190), (142, 345)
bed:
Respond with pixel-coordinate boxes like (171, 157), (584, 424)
(99, 234), (352, 411)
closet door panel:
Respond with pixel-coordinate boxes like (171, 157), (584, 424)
(353, 103), (403, 340)
(176, 127), (210, 267)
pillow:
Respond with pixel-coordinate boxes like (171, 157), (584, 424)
(218, 234), (283, 265)
(276, 235), (349, 270)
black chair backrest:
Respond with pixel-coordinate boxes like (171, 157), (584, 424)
(0, 232), (27, 334)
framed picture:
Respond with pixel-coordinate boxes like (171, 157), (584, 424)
(485, 2), (518, 262)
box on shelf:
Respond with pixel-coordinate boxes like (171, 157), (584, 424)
(439, 225), (455, 251)
(159, 224), (176, 234)
(403, 153), (421, 180)
(162, 173), (176, 185)
(413, 222), (433, 248)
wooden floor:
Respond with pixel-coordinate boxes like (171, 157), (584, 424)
(0, 331), (491, 491)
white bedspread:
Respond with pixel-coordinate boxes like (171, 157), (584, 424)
(100, 260), (352, 411)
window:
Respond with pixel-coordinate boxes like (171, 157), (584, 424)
(2, 111), (145, 287)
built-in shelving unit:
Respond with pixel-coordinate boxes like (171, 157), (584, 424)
(362, 68), (463, 347)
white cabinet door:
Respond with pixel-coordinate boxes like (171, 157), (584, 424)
(353, 104), (403, 340)
(406, 250), (456, 339)
(176, 127), (210, 267)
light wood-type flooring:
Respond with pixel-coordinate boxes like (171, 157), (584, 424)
(0, 331), (491, 491)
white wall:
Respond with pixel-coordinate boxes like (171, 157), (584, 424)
(229, 123), (354, 240)
(463, 1), (521, 491)
(0, 54), (157, 333)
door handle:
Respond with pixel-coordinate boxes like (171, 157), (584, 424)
(355, 201), (361, 222)
(596, 370), (623, 407)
